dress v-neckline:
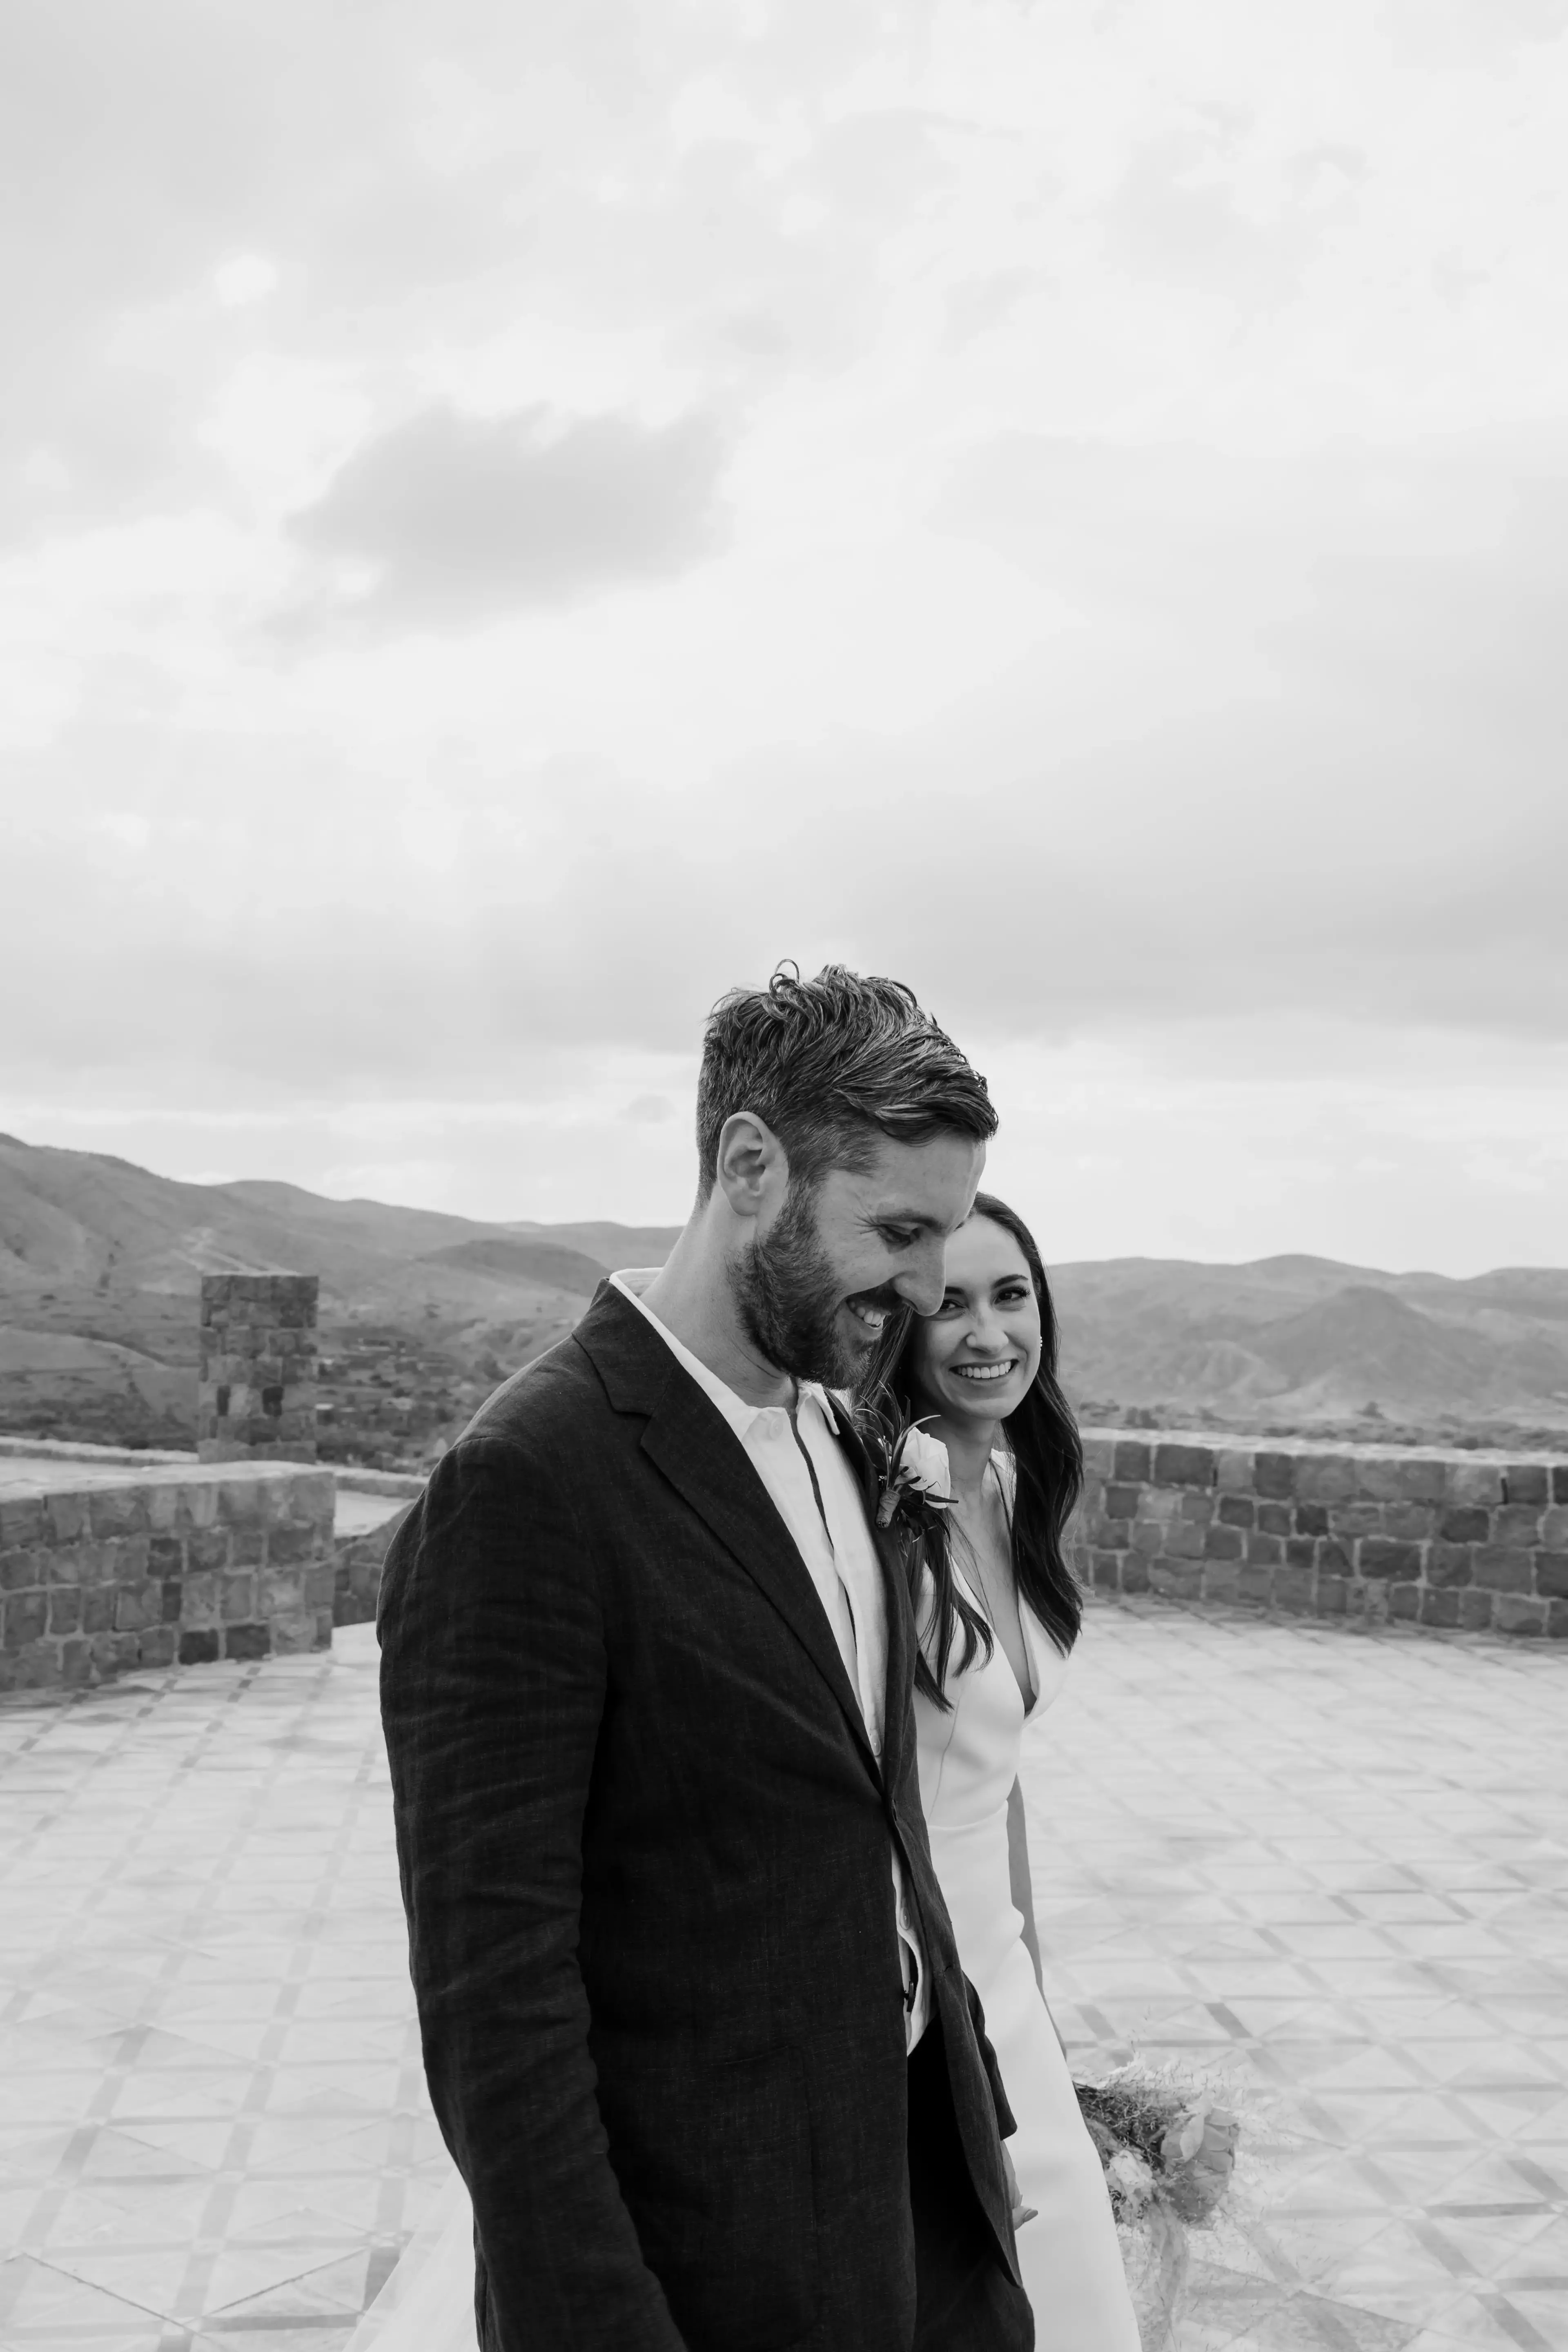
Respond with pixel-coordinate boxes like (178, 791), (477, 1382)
(951, 1462), (1038, 1717)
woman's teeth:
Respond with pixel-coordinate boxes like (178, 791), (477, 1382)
(952, 1361), (1016, 1383)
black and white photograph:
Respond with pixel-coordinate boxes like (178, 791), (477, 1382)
(2, 5), (1566, 2350)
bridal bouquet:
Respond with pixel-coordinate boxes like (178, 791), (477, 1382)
(1076, 2063), (1241, 2350)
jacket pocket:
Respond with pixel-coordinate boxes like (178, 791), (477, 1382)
(633, 2043), (818, 2352)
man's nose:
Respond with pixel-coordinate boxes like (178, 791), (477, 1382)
(896, 1243), (947, 1318)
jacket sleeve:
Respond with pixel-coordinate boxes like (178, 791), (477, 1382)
(963, 1973), (1018, 2142)
(377, 1432), (687, 2352)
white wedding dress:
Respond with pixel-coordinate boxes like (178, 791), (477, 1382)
(916, 1515), (1141, 2348)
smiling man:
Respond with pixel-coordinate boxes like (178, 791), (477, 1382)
(378, 966), (1035, 2352)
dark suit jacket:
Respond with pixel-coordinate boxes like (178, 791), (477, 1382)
(378, 1281), (1020, 2352)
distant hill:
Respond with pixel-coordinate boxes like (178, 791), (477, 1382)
(1, 1133), (1564, 1456)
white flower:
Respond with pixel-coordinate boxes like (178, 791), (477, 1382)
(896, 1426), (951, 1500)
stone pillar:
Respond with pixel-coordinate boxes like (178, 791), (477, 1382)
(198, 1275), (320, 1463)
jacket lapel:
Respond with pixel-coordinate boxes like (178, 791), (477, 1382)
(828, 1404), (914, 1802)
(575, 1286), (880, 1779)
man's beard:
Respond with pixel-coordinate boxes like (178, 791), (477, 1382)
(729, 1184), (892, 1387)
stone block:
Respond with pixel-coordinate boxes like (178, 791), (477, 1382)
(304, 1563), (336, 1611)
(1543, 1508), (1568, 1548)
(1452, 1461), (1506, 1506)
(1153, 1443), (1214, 1488)
(47, 1586), (82, 1634)
(1275, 1566), (1314, 1613)
(46, 1491), (90, 1543)
(61, 1638), (94, 1687)
(1385, 1503), (1437, 1541)
(188, 1528), (231, 1574)
(1555, 1466), (1568, 1505)
(224, 1623), (272, 1661)
(1177, 1491), (1214, 1526)
(178, 1629), (220, 1665)
(1078, 1437), (1115, 1478)
(270, 1610), (323, 1655)
(265, 1523), (322, 1566)
(114, 1582), (160, 1633)
(1149, 1563), (1203, 1600)
(181, 1572), (218, 1627)
(1294, 1504), (1329, 1537)
(82, 1588), (115, 1634)
(1238, 1565), (1275, 1606)
(1359, 1539), (1422, 1581)
(1204, 1525), (1243, 1561)
(259, 1570), (305, 1617)
(145, 1484), (182, 1533)
(1333, 1502), (1385, 1539)
(1441, 1507), (1490, 1544)
(176, 1483), (220, 1530)
(1473, 1546), (1535, 1593)
(1505, 1465), (1550, 1508)
(105, 1535), (151, 1583)
(1214, 1450), (1256, 1493)
(1395, 1460), (1448, 1502)
(1459, 1589), (1494, 1631)
(88, 1488), (149, 1537)
(1246, 1532), (1284, 1567)
(1390, 1582), (1420, 1620)
(1254, 1452), (1297, 1500)
(1112, 1441), (1151, 1481)
(140, 1626), (177, 1667)
(4, 1590), (48, 1650)
(2, 1546), (44, 1592)
(1202, 1561), (1241, 1601)
(1285, 1538), (1316, 1572)
(40, 1545), (81, 1587)
(1257, 1501), (1292, 1537)
(1105, 1484), (1140, 1520)
(1495, 1504), (1545, 1547)
(1162, 1521), (1206, 1560)
(1420, 1587), (1461, 1628)
(160, 1579), (182, 1623)
(1427, 1543), (1474, 1588)
(1533, 1552), (1568, 1600)
(1120, 1557), (1150, 1595)
(1130, 1521), (1164, 1556)
(217, 1479), (266, 1525)
(1317, 1539), (1353, 1574)
(149, 1536), (185, 1573)
(1294, 1454), (1358, 1503)
(221, 1573), (257, 1621)
(1140, 1488), (1182, 1526)
(1316, 1577), (1348, 1615)
(0, 1495), (47, 1548)
(1495, 1594), (1546, 1636)
(1217, 1495), (1254, 1529)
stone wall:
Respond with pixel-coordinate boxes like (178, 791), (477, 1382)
(198, 1274), (319, 1463)
(1074, 1430), (1568, 1637)
(0, 1460), (336, 1693)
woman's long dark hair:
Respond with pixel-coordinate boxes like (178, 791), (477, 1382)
(855, 1192), (1083, 1708)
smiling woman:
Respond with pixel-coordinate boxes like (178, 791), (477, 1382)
(855, 1195), (1141, 2347)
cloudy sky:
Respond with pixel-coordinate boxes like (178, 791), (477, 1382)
(4, 0), (1567, 1274)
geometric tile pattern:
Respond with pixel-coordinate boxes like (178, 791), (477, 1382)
(0, 1628), (448, 2352)
(1026, 1599), (1568, 2351)
(2, 1604), (1564, 2352)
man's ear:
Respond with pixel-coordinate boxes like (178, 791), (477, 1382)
(714, 1110), (788, 1224)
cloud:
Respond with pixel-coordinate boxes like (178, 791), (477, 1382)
(284, 403), (729, 628)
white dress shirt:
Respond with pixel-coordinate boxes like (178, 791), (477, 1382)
(610, 1270), (930, 2049)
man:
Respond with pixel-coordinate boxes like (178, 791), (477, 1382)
(379, 965), (1035, 2351)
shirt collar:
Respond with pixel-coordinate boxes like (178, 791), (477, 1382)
(610, 1269), (842, 1436)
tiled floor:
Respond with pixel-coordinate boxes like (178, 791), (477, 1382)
(0, 1605), (1563, 2352)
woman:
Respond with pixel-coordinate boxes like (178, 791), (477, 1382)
(858, 1193), (1140, 2348)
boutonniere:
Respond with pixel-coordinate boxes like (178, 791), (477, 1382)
(867, 1406), (953, 1530)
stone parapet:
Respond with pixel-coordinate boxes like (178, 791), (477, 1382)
(1073, 1428), (1568, 1637)
(0, 1460), (336, 1693)
(198, 1274), (320, 1463)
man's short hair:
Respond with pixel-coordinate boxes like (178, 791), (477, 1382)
(695, 964), (996, 1198)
